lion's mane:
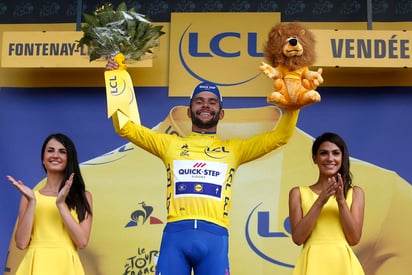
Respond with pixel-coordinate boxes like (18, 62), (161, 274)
(263, 22), (316, 71)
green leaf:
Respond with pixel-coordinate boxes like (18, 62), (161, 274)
(76, 2), (165, 62)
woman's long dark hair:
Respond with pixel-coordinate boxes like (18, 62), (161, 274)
(41, 133), (92, 221)
(312, 132), (353, 198)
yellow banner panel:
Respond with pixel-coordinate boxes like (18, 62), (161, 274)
(314, 29), (411, 68)
(168, 13), (412, 97)
(168, 12), (282, 98)
(1, 21), (411, 88)
(1, 31), (152, 68)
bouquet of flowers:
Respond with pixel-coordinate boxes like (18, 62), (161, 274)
(77, 2), (165, 64)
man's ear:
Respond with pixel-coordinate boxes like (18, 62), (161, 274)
(187, 107), (192, 118)
(219, 109), (225, 120)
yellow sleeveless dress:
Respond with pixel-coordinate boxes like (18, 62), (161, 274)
(293, 186), (364, 275)
(15, 191), (85, 275)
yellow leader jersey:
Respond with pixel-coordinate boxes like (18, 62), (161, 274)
(113, 108), (299, 228)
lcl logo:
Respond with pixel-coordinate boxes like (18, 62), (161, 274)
(245, 203), (295, 269)
(177, 24), (264, 86)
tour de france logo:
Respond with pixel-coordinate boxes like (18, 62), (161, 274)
(125, 202), (163, 227)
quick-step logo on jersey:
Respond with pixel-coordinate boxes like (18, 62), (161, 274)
(174, 160), (228, 199)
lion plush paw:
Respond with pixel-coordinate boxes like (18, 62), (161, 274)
(302, 68), (324, 90)
(259, 61), (280, 80)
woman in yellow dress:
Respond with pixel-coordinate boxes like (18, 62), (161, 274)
(6, 133), (93, 275)
(289, 132), (365, 275)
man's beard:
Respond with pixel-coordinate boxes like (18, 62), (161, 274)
(190, 109), (220, 130)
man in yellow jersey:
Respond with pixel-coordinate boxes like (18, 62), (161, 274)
(106, 57), (299, 275)
(83, 103), (412, 275)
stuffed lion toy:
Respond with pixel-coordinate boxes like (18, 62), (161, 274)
(260, 22), (323, 109)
